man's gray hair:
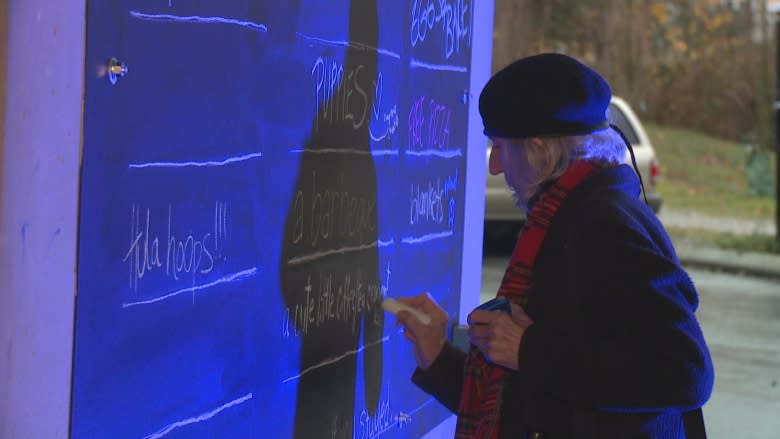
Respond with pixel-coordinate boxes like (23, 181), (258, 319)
(516, 128), (627, 204)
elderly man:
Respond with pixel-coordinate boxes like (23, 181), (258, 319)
(396, 53), (714, 439)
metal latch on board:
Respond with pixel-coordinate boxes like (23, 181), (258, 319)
(107, 57), (128, 85)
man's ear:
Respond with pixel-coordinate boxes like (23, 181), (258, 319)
(524, 137), (551, 169)
(526, 137), (546, 153)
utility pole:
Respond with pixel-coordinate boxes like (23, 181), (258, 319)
(772, 0), (780, 242)
(776, 10), (780, 241)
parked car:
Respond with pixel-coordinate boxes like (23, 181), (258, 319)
(484, 96), (662, 239)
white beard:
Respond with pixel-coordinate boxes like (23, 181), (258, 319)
(509, 186), (529, 212)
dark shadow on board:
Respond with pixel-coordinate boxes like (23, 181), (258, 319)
(280, 1), (383, 438)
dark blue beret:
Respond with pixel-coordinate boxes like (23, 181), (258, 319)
(479, 53), (612, 138)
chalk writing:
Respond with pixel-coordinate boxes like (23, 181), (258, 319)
(409, 169), (459, 226)
(408, 96), (452, 151)
(352, 391), (419, 439)
(331, 414), (351, 439)
(312, 57), (368, 134)
(214, 201), (227, 251)
(282, 268), (382, 338)
(123, 202), (228, 290)
(381, 263), (391, 297)
(410, 0), (471, 59)
(369, 74), (400, 143)
(395, 412), (413, 428)
(409, 180), (445, 225)
(445, 168), (459, 226)
(355, 395), (394, 439)
(289, 171), (377, 248)
(311, 56), (397, 144)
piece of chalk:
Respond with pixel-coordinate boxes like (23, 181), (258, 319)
(382, 298), (432, 325)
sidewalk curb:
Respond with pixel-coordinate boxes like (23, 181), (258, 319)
(677, 247), (780, 280)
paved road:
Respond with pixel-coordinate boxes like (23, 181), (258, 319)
(658, 208), (775, 236)
(691, 268), (780, 439)
(479, 257), (780, 438)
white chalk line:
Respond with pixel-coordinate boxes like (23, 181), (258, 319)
(289, 148), (398, 157)
(401, 231), (453, 244)
(282, 337), (389, 384)
(410, 58), (468, 73)
(287, 242), (380, 266)
(287, 231), (452, 266)
(405, 149), (463, 158)
(297, 33), (400, 59)
(128, 152), (263, 169)
(130, 11), (267, 33)
(289, 148), (463, 158)
(141, 393), (253, 439)
(286, 239), (396, 266)
(122, 268), (257, 308)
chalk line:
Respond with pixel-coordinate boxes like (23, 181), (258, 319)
(141, 393), (253, 439)
(405, 149), (463, 158)
(282, 337), (389, 384)
(401, 231), (454, 244)
(289, 148), (398, 157)
(128, 152), (263, 169)
(130, 11), (267, 33)
(122, 268), (257, 308)
(297, 33), (400, 59)
(410, 58), (468, 73)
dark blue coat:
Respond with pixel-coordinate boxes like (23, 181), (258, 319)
(413, 164), (714, 438)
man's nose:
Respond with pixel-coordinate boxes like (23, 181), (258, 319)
(489, 145), (503, 175)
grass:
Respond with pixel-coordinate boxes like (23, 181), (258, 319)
(645, 123), (779, 253)
(646, 123), (777, 220)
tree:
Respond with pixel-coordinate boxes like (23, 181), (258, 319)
(491, 0), (777, 150)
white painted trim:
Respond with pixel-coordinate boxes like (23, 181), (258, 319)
(459, 0), (494, 325)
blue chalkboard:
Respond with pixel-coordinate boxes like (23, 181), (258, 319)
(71, 1), (474, 437)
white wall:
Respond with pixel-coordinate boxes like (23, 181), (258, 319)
(0, 0), (85, 437)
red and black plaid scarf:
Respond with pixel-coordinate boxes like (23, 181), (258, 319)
(455, 160), (599, 438)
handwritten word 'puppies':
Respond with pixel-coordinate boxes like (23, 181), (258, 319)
(312, 56), (369, 134)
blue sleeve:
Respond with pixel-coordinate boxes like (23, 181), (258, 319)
(411, 342), (467, 413)
(517, 205), (714, 412)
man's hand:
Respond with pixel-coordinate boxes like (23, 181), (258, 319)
(396, 292), (449, 370)
(467, 302), (533, 370)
